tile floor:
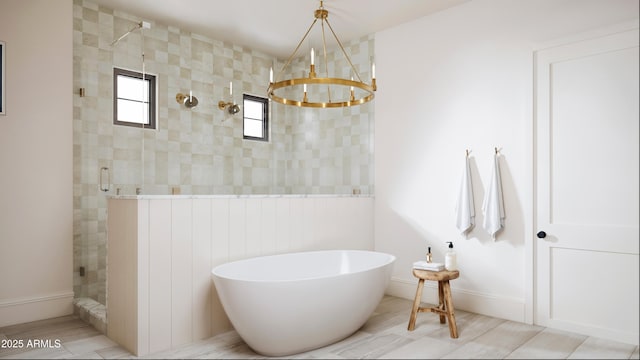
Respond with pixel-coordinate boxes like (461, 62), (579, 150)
(1, 296), (638, 359)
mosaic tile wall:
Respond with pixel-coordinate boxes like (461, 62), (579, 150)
(72, 0), (375, 303)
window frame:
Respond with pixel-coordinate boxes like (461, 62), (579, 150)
(113, 67), (157, 129)
(242, 94), (269, 142)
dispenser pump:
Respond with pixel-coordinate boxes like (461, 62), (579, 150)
(445, 241), (457, 271)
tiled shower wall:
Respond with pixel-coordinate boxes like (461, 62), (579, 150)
(72, 0), (375, 303)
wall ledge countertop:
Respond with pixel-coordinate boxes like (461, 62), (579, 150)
(107, 194), (374, 200)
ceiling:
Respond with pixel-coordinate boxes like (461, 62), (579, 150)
(94, 0), (470, 58)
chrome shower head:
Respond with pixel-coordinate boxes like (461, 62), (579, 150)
(229, 103), (240, 114)
(218, 101), (240, 115)
(184, 96), (199, 108)
(111, 21), (151, 46)
(176, 92), (198, 109)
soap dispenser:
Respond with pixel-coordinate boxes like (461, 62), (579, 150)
(426, 247), (433, 263)
(445, 241), (457, 271)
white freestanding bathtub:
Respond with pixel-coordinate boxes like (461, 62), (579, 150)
(211, 249), (396, 356)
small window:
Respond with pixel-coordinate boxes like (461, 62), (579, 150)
(113, 67), (156, 129)
(243, 94), (269, 141)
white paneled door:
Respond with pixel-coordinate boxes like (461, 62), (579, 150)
(535, 28), (639, 345)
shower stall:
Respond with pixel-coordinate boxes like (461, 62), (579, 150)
(72, 0), (375, 313)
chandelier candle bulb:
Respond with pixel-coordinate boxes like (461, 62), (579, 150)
(269, 67), (273, 83)
(229, 82), (232, 96)
(311, 48), (315, 65)
(350, 77), (355, 101)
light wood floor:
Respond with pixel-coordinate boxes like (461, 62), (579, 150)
(1, 296), (638, 359)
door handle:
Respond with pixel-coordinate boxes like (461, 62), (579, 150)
(536, 231), (547, 239)
(100, 167), (110, 192)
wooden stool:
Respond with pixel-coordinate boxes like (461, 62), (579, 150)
(407, 269), (460, 338)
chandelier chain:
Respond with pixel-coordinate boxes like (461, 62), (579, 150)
(275, 18), (318, 82)
(324, 17), (363, 83)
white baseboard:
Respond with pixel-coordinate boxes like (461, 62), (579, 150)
(0, 291), (74, 327)
(386, 277), (526, 323)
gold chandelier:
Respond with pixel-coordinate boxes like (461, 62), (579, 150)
(267, 1), (377, 108)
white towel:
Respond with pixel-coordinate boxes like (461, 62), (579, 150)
(455, 155), (475, 235)
(482, 154), (505, 240)
(413, 261), (445, 271)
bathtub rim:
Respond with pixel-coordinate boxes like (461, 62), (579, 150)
(211, 249), (396, 283)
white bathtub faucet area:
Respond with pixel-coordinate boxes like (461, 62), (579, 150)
(211, 250), (396, 356)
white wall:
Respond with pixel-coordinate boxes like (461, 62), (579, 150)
(374, 0), (639, 322)
(0, 0), (74, 326)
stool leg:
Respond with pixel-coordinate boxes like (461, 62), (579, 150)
(442, 280), (458, 338)
(408, 279), (425, 331)
(437, 281), (446, 324)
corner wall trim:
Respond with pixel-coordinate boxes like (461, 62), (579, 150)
(386, 277), (526, 324)
(0, 291), (74, 327)
(0, 291), (74, 307)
